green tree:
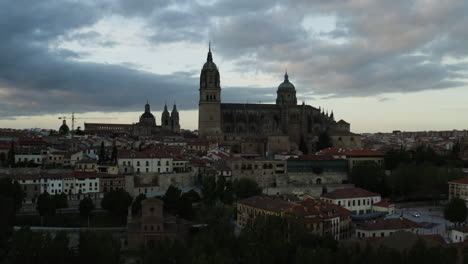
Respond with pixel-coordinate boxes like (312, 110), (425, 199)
(79, 197), (95, 217)
(444, 197), (467, 224)
(163, 185), (182, 214)
(78, 232), (120, 264)
(0, 178), (24, 258)
(132, 193), (146, 215)
(349, 161), (387, 195)
(99, 141), (107, 164)
(201, 176), (217, 205)
(316, 131), (332, 151)
(233, 178), (262, 199)
(7, 140), (15, 167)
(53, 193), (68, 210)
(101, 188), (132, 217)
(37, 192), (56, 217)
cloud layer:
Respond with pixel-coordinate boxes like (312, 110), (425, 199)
(0, 0), (467, 118)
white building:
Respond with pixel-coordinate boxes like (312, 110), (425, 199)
(118, 150), (174, 174)
(355, 218), (421, 238)
(450, 226), (468, 243)
(321, 187), (381, 215)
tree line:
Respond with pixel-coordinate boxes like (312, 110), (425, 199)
(350, 145), (465, 201)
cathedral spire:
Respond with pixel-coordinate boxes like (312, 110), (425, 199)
(284, 70), (289, 82)
(207, 42), (213, 62)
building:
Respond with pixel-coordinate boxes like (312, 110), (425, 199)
(288, 198), (352, 240)
(237, 195), (295, 228)
(227, 159), (287, 188)
(287, 155), (348, 185)
(320, 187), (381, 215)
(127, 198), (190, 249)
(372, 201), (396, 215)
(237, 195), (352, 240)
(448, 178), (468, 206)
(317, 148), (384, 172)
(117, 150), (174, 174)
(84, 102), (180, 137)
(450, 226), (468, 243)
(197, 47), (361, 154)
(355, 218), (422, 238)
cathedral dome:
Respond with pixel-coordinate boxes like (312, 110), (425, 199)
(140, 112), (155, 119)
(140, 103), (155, 120)
(277, 72), (295, 91)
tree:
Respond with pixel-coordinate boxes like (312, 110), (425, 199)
(201, 176), (217, 205)
(163, 185), (182, 214)
(101, 188), (132, 217)
(37, 192), (56, 217)
(7, 140), (15, 167)
(0, 178), (24, 258)
(99, 141), (107, 164)
(53, 193), (68, 210)
(233, 178), (262, 199)
(78, 232), (120, 264)
(132, 193), (146, 215)
(79, 197), (95, 217)
(349, 161), (387, 195)
(444, 197), (467, 224)
(110, 142), (118, 164)
(316, 131), (332, 151)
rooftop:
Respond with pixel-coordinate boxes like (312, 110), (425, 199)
(321, 187), (380, 199)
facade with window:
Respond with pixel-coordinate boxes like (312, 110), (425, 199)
(320, 187), (381, 215)
(118, 150), (174, 174)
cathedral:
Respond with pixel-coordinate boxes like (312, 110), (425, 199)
(198, 47), (361, 154)
(84, 102), (180, 137)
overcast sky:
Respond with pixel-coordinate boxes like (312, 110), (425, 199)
(0, 0), (467, 132)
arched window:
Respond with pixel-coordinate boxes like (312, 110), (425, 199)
(316, 178), (322, 184)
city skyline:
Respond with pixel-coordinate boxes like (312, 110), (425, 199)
(1, 0), (468, 132)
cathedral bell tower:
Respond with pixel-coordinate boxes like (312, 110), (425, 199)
(198, 44), (222, 137)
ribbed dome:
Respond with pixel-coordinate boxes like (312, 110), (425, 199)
(140, 112), (155, 119)
(277, 72), (295, 91)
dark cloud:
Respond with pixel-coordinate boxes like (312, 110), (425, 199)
(1, 0), (468, 119)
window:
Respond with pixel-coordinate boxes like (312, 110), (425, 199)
(146, 161), (149, 166)
(137, 161), (140, 166)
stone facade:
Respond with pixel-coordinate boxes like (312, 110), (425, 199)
(198, 48), (361, 154)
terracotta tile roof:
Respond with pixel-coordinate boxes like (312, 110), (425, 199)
(238, 195), (294, 213)
(322, 187), (380, 199)
(357, 218), (421, 231)
(287, 198), (352, 222)
(452, 226), (468, 233)
(342, 149), (384, 156)
(373, 201), (395, 208)
(449, 178), (468, 184)
(288, 155), (346, 161)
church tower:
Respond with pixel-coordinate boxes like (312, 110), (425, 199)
(198, 44), (222, 137)
(171, 104), (180, 133)
(161, 103), (171, 130)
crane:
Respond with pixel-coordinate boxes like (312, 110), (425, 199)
(58, 112), (116, 131)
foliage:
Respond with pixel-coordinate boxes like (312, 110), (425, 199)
(162, 186), (197, 219)
(316, 131), (332, 151)
(0, 178), (24, 259)
(233, 178), (262, 199)
(79, 197), (95, 217)
(36, 192), (56, 217)
(4, 228), (72, 264)
(78, 232), (121, 264)
(444, 197), (467, 224)
(100, 188), (132, 217)
(163, 185), (182, 214)
(349, 161), (387, 195)
(132, 193), (147, 215)
(53, 193), (68, 210)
